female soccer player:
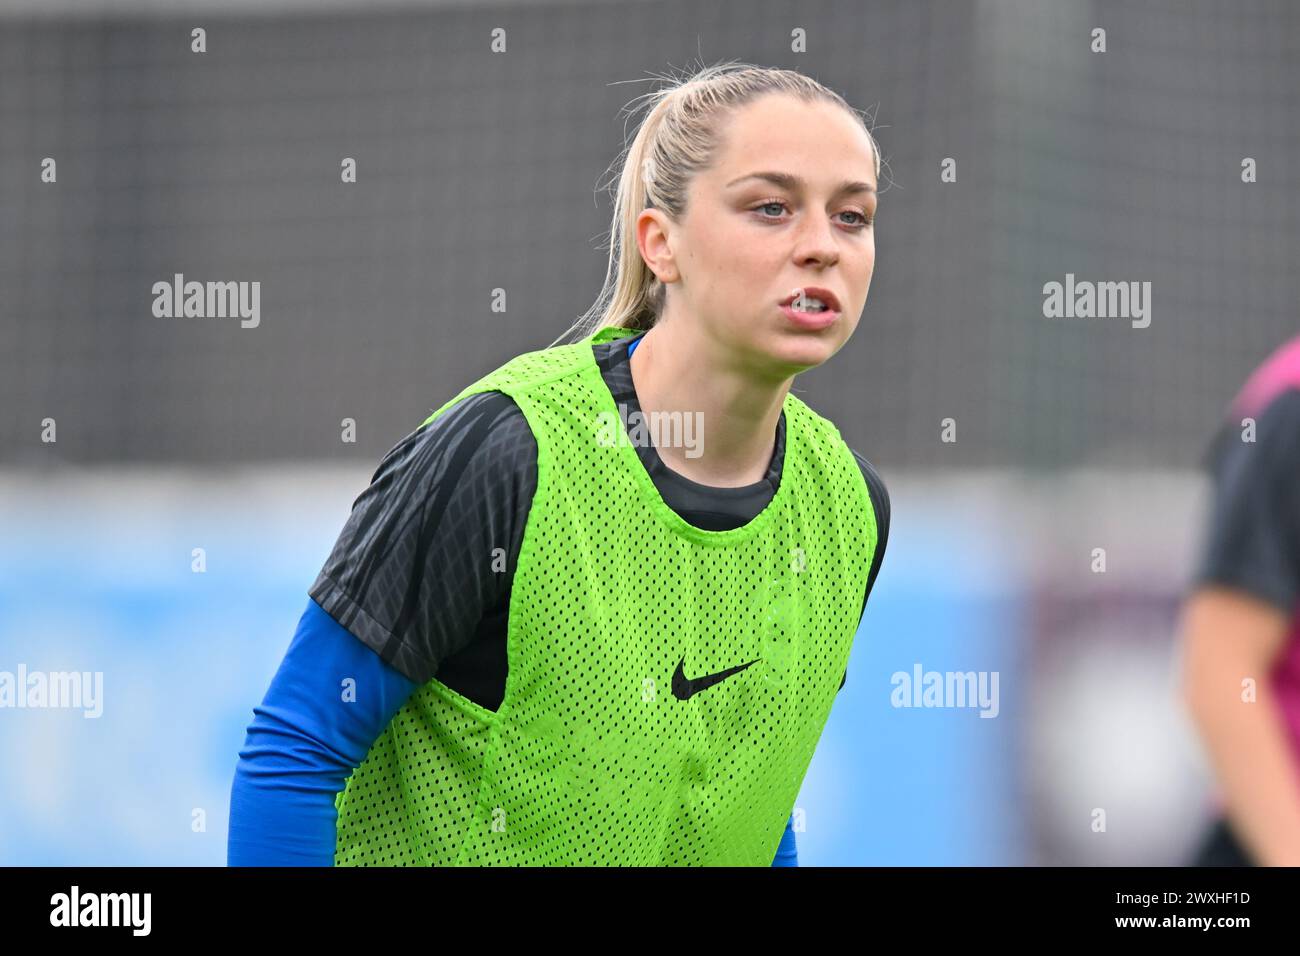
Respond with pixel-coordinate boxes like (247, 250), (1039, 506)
(228, 61), (890, 866)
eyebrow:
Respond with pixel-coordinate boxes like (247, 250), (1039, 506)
(725, 171), (877, 196)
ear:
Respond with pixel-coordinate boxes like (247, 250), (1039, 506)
(636, 208), (679, 284)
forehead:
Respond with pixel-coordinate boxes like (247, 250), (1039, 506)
(708, 94), (877, 187)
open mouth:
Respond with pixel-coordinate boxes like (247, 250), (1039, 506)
(780, 287), (842, 313)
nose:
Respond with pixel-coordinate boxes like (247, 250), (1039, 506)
(791, 216), (840, 268)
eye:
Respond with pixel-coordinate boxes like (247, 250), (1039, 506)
(753, 200), (789, 219)
(838, 210), (874, 228)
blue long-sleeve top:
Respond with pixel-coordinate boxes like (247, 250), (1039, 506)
(228, 598), (799, 866)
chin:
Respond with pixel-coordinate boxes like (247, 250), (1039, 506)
(762, 333), (840, 372)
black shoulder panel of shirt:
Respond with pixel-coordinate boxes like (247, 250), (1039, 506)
(1193, 387), (1300, 616)
(311, 382), (891, 692)
(310, 390), (536, 686)
(851, 447), (891, 603)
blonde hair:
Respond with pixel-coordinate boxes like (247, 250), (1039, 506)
(549, 60), (885, 347)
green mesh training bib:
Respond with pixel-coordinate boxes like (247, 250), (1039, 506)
(333, 325), (878, 866)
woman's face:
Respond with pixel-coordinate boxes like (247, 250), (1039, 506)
(641, 93), (878, 376)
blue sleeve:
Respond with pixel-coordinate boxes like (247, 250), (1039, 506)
(771, 813), (799, 866)
(227, 598), (419, 866)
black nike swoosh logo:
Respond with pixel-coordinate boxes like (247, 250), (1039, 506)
(671, 655), (761, 700)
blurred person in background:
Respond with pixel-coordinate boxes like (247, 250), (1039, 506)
(1181, 333), (1300, 866)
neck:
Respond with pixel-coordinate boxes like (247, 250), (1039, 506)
(627, 318), (792, 487)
